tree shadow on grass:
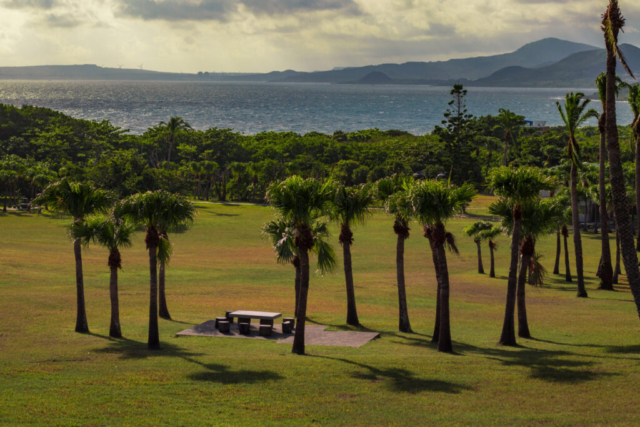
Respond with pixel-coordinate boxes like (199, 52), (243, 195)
(90, 334), (284, 385)
(309, 355), (471, 394)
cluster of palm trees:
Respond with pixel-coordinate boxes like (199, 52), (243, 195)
(34, 180), (195, 349)
(265, 175), (476, 354)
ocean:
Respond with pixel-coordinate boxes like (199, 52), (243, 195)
(0, 80), (634, 135)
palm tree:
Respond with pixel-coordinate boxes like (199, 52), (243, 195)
(328, 184), (374, 327)
(495, 109), (525, 166)
(594, 72), (622, 290)
(549, 192), (570, 276)
(625, 83), (640, 251)
(409, 180), (476, 352)
(478, 227), (502, 278)
(262, 217), (336, 317)
(156, 193), (196, 320)
(159, 117), (191, 171)
(602, 1), (640, 315)
(119, 190), (193, 349)
(463, 221), (493, 274)
(33, 180), (113, 333)
(487, 166), (554, 346)
(377, 176), (414, 333)
(266, 176), (333, 355)
(491, 198), (562, 338)
(556, 92), (599, 298)
(70, 214), (135, 338)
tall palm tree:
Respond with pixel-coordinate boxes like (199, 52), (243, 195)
(491, 198), (562, 338)
(156, 193), (196, 320)
(159, 117), (191, 171)
(266, 176), (333, 355)
(495, 109), (525, 166)
(33, 180), (113, 333)
(625, 83), (640, 251)
(409, 180), (476, 352)
(594, 72), (622, 290)
(262, 217), (336, 317)
(602, 1), (640, 316)
(487, 166), (554, 346)
(377, 176), (414, 333)
(556, 92), (599, 298)
(479, 227), (501, 278)
(119, 190), (192, 349)
(70, 214), (135, 338)
(549, 192), (570, 276)
(328, 184), (374, 326)
(463, 221), (493, 274)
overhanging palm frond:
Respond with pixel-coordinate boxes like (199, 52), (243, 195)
(528, 252), (548, 287)
(602, 0), (634, 78)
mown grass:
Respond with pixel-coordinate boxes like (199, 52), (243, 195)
(1, 197), (640, 426)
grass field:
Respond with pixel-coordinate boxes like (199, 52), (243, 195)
(1, 196), (640, 426)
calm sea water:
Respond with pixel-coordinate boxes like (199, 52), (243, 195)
(0, 81), (634, 135)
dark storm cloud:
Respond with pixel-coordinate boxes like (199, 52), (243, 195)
(116, 0), (359, 21)
(117, 0), (236, 22)
(2, 0), (57, 9)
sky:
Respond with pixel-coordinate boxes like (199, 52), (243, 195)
(0, 0), (639, 73)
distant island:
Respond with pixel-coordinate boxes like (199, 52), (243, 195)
(1, 38), (638, 88)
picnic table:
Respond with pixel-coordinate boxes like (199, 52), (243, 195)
(228, 310), (282, 326)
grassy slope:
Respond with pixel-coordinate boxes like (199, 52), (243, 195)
(1, 197), (639, 426)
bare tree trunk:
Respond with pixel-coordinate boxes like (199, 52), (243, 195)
(499, 207), (520, 346)
(553, 230), (561, 275)
(158, 260), (171, 320)
(109, 264), (122, 338)
(599, 121), (614, 290)
(614, 230), (621, 284)
(148, 238), (160, 350)
(74, 239), (89, 333)
(294, 258), (301, 318)
(517, 239), (533, 339)
(341, 224), (360, 326)
(605, 41), (640, 316)
(292, 244), (310, 355)
(433, 224), (452, 353)
(476, 240), (484, 274)
(396, 233), (412, 333)
(563, 227), (572, 282)
(571, 163), (588, 298)
(489, 243), (496, 278)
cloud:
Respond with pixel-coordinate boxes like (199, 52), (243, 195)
(240, 0), (360, 15)
(1, 0), (57, 9)
(116, 0), (236, 22)
(41, 12), (82, 28)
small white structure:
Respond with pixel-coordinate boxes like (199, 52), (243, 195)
(524, 120), (547, 128)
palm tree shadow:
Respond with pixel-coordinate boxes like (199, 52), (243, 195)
(309, 355), (471, 394)
(90, 334), (284, 385)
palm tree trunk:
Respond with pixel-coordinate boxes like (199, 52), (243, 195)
(517, 239), (533, 339)
(571, 162), (588, 297)
(109, 264), (122, 338)
(426, 232), (441, 343)
(432, 224), (453, 353)
(292, 230), (312, 355)
(73, 239), (89, 333)
(294, 258), (301, 317)
(489, 242), (496, 278)
(553, 230), (561, 275)
(636, 131), (640, 252)
(614, 229), (621, 284)
(605, 43), (640, 316)
(148, 237), (160, 350)
(166, 135), (174, 171)
(476, 240), (484, 274)
(499, 206), (520, 346)
(599, 122), (614, 290)
(502, 137), (509, 166)
(158, 260), (171, 320)
(341, 224), (359, 326)
(396, 233), (412, 333)
(563, 227), (572, 282)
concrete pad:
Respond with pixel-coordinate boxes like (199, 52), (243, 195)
(176, 320), (380, 348)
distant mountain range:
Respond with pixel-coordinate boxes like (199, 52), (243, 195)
(0, 38), (638, 88)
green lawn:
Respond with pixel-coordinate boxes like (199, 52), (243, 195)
(1, 199), (639, 426)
